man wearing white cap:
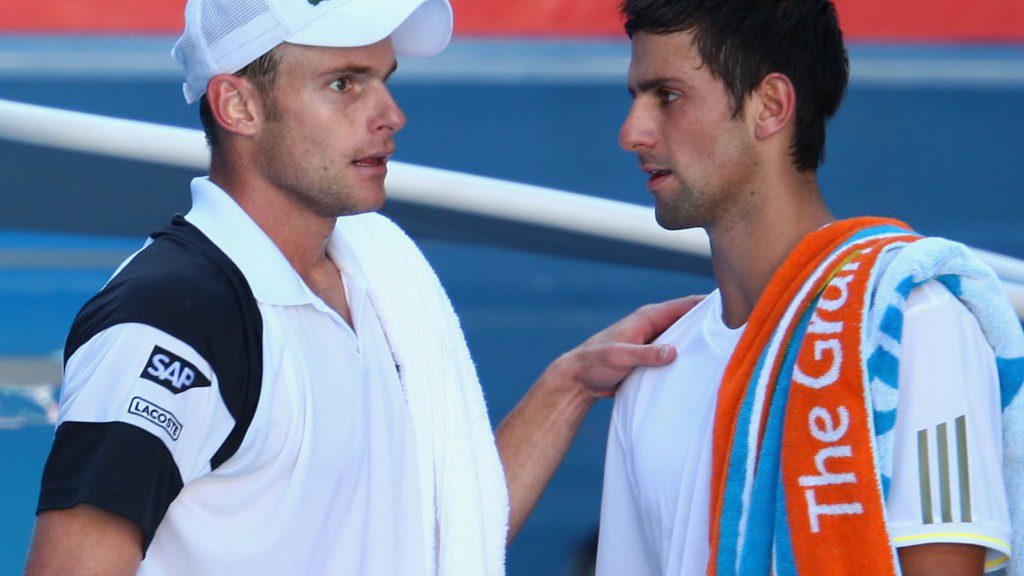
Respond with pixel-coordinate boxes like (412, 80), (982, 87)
(24, 0), (696, 574)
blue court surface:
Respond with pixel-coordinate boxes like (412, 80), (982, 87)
(1, 40), (1022, 574)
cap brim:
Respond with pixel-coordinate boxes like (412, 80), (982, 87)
(287, 0), (452, 57)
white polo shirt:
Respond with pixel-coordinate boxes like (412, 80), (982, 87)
(38, 178), (425, 575)
(597, 284), (1011, 575)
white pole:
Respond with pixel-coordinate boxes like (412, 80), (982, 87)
(0, 98), (210, 169)
(0, 97), (1021, 320)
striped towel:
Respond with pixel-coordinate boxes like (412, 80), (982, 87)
(334, 212), (509, 576)
(707, 217), (1024, 575)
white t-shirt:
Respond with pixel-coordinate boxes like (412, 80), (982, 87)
(597, 283), (1011, 575)
(40, 178), (425, 575)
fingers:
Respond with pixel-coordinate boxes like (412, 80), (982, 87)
(592, 342), (675, 372)
(569, 342), (676, 399)
(620, 342), (676, 367)
(565, 297), (699, 400)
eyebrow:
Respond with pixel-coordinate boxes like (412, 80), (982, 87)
(322, 60), (399, 81)
(628, 76), (689, 96)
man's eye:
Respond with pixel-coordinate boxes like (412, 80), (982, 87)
(659, 90), (680, 103)
(330, 77), (352, 92)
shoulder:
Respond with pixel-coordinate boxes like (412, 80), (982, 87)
(902, 280), (987, 351)
(652, 290), (721, 346)
(897, 280), (998, 415)
(61, 217), (264, 469)
(615, 291), (727, 422)
(65, 216), (261, 364)
(900, 279), (993, 371)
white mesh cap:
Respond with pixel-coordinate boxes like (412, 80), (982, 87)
(171, 0), (453, 104)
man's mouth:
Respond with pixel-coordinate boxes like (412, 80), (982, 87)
(353, 155), (388, 168)
(644, 167), (673, 190)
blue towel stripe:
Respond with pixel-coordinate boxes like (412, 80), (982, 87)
(997, 357), (1024, 410)
(739, 300), (816, 575)
(879, 306), (904, 342)
(895, 276), (915, 299)
(773, 468), (798, 576)
(867, 347), (900, 388)
(936, 274), (963, 298)
(717, 346), (774, 575)
(842, 225), (908, 248)
(872, 407), (898, 436)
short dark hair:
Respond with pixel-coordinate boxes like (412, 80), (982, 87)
(622, 0), (849, 172)
(199, 48), (283, 150)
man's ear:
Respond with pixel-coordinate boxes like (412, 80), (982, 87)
(751, 73), (797, 141)
(205, 74), (263, 138)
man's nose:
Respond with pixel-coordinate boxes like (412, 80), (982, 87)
(375, 87), (406, 133)
(619, 101), (656, 151)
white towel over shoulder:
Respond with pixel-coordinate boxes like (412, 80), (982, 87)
(336, 213), (509, 576)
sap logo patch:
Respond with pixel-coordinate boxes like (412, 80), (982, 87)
(140, 345), (211, 394)
(128, 397), (182, 441)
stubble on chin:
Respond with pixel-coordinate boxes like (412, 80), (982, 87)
(258, 138), (368, 219)
(299, 186), (352, 218)
(654, 183), (706, 231)
(299, 165), (354, 217)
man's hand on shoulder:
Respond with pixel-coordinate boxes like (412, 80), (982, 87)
(496, 295), (702, 543)
(545, 295), (704, 400)
(25, 505), (142, 576)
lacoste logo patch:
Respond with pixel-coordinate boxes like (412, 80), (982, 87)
(140, 345), (211, 394)
(128, 397), (182, 440)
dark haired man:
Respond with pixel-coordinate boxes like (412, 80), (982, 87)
(23, 0), (698, 574)
(597, 0), (1022, 575)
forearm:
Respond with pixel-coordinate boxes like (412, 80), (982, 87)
(898, 543), (985, 576)
(496, 355), (596, 544)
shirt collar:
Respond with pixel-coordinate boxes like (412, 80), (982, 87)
(326, 221), (369, 309)
(184, 177), (314, 306)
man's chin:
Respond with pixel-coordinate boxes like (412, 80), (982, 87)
(654, 209), (699, 231)
(335, 192), (386, 218)
(360, 188), (387, 214)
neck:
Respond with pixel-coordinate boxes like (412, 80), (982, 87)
(708, 170), (833, 329)
(209, 159), (335, 278)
